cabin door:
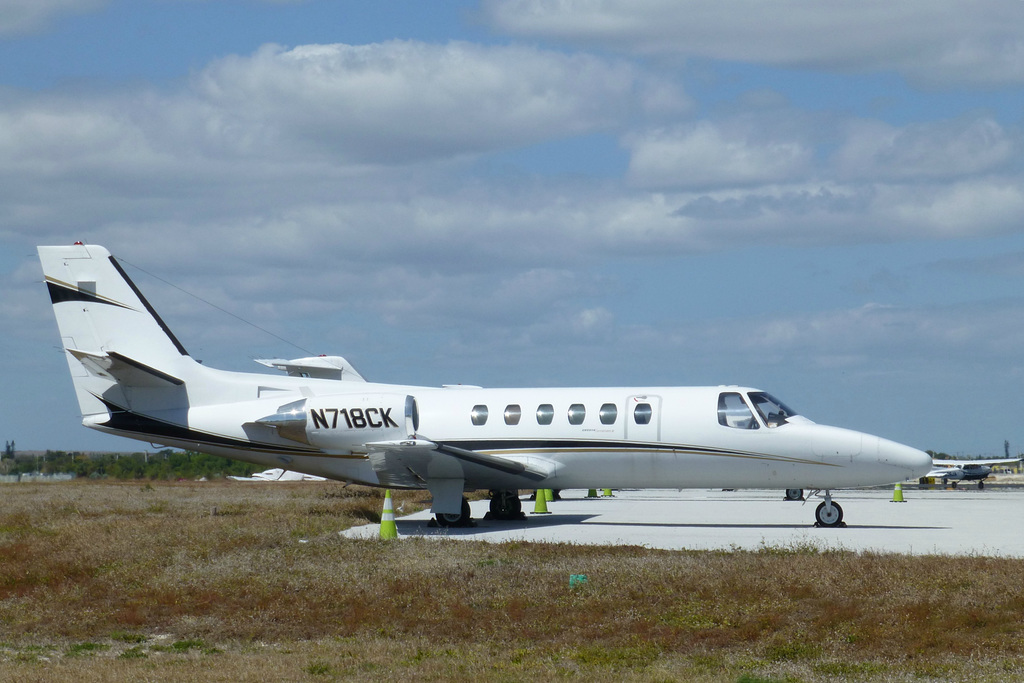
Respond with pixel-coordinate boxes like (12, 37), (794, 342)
(624, 394), (661, 442)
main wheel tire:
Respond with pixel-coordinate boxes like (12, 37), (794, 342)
(488, 490), (522, 518)
(814, 501), (844, 527)
(784, 488), (804, 501)
(435, 498), (472, 527)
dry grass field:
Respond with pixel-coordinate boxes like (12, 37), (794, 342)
(1, 480), (1023, 682)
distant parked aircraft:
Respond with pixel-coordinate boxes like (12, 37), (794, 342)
(926, 457), (1022, 489)
(228, 468), (327, 482)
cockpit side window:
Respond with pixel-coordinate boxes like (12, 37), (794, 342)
(718, 392), (758, 429)
(748, 392), (797, 428)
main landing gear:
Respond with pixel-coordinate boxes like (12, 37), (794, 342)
(432, 497), (473, 527)
(485, 489), (525, 521)
(812, 490), (845, 528)
(431, 490), (525, 526)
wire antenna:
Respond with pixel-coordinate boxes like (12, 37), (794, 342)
(117, 257), (316, 356)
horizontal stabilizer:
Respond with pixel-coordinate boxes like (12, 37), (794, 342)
(931, 457), (1021, 466)
(255, 356), (366, 382)
(67, 349), (184, 387)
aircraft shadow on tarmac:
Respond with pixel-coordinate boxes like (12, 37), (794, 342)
(387, 516), (947, 536)
(582, 521), (948, 531)
(389, 514), (599, 536)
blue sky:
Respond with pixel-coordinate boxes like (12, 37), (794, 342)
(4, 0), (1024, 457)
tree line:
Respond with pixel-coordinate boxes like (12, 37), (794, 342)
(2, 450), (258, 480)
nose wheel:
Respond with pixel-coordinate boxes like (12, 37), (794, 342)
(813, 490), (845, 527)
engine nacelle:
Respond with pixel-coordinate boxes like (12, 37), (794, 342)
(256, 393), (417, 450)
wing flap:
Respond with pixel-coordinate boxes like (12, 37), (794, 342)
(364, 438), (549, 486)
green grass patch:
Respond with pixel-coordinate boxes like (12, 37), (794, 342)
(65, 641), (109, 656)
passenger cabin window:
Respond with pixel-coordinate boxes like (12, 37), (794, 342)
(748, 392), (796, 428)
(633, 402), (652, 425)
(504, 404), (522, 425)
(718, 392), (758, 429)
(567, 403), (586, 425)
(536, 404), (554, 425)
(599, 403), (618, 425)
(471, 405), (488, 426)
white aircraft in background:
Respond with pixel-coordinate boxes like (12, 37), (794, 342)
(38, 244), (932, 528)
(925, 457), (1021, 489)
(228, 468), (327, 482)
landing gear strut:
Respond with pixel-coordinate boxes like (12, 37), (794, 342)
(485, 489), (524, 521)
(433, 497), (473, 527)
(813, 490), (845, 528)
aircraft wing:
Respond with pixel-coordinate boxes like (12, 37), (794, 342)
(926, 467), (961, 479)
(931, 457), (1021, 467)
(364, 438), (549, 488)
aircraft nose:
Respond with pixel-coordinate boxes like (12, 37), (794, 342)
(878, 438), (932, 479)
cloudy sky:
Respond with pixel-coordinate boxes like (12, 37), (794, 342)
(4, 0), (1024, 457)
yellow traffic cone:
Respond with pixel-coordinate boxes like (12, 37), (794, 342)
(380, 490), (399, 538)
(586, 488), (598, 498)
(533, 489), (551, 514)
(602, 488), (614, 497)
(544, 488), (554, 502)
(891, 483), (905, 503)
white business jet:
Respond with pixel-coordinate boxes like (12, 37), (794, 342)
(38, 244), (931, 528)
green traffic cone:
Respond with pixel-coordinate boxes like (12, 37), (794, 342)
(891, 483), (906, 503)
(380, 490), (399, 538)
(533, 489), (551, 514)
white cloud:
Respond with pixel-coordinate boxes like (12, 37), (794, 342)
(484, 0), (1024, 86)
(191, 41), (685, 163)
(832, 117), (1019, 181)
(0, 0), (105, 36)
(636, 299), (1024, 375)
(625, 121), (814, 190)
(3, 37), (1024, 284)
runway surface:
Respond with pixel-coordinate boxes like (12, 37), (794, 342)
(342, 486), (1024, 557)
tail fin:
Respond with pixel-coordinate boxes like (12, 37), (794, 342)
(38, 244), (199, 422)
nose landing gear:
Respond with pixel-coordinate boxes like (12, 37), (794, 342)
(812, 489), (845, 527)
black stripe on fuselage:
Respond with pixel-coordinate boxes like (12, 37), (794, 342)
(94, 396), (322, 456)
(442, 439), (832, 466)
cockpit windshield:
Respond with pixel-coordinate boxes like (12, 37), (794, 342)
(748, 392), (797, 428)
